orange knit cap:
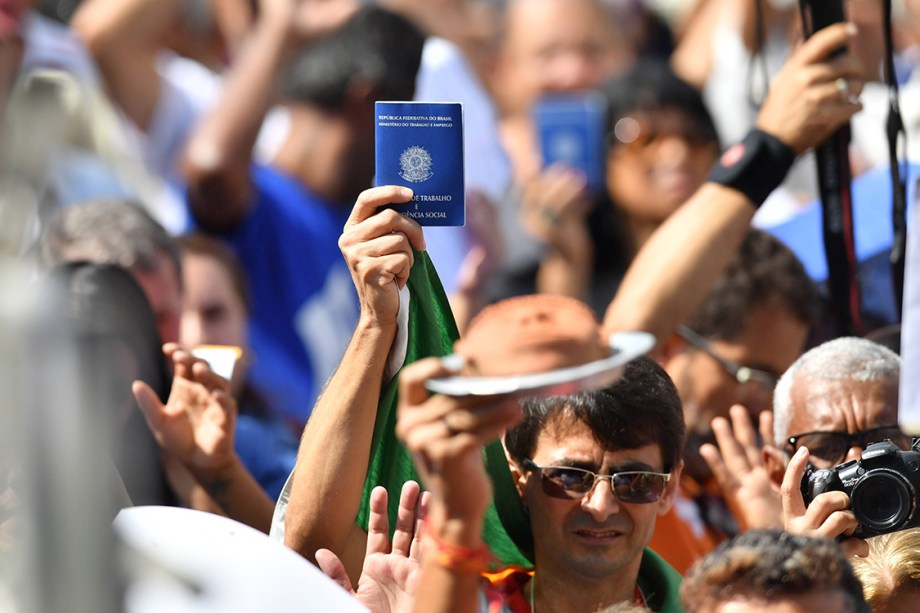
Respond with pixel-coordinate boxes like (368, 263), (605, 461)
(454, 294), (608, 377)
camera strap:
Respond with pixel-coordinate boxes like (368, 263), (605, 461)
(799, 0), (863, 336)
(882, 0), (908, 319)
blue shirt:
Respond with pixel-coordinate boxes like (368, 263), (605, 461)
(224, 165), (359, 426)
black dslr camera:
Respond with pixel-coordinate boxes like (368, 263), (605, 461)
(801, 439), (920, 538)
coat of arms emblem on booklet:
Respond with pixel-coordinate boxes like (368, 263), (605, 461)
(375, 101), (465, 226)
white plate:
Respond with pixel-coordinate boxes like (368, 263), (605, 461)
(425, 331), (654, 397)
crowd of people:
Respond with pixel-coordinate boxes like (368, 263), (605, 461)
(2, 0), (920, 611)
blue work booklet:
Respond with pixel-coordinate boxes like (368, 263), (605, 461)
(375, 101), (465, 226)
(534, 93), (605, 194)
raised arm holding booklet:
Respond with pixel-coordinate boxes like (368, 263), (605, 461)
(375, 101), (465, 226)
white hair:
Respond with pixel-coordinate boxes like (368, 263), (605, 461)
(773, 337), (900, 446)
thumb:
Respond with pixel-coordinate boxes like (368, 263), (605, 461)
(315, 548), (355, 593)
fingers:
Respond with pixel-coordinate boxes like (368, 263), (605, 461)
(314, 548), (354, 592)
(699, 442), (735, 491)
(340, 204), (425, 295)
(365, 485), (391, 557)
(781, 446), (810, 522)
(397, 358), (456, 411)
(759, 410), (775, 448)
(343, 233), (415, 290)
(341, 207), (426, 254)
(168, 346), (225, 390)
(211, 389), (238, 426)
(391, 480), (421, 557)
(840, 536), (870, 558)
(538, 165), (588, 212)
(437, 400), (523, 435)
(793, 22), (856, 67)
(344, 186), (426, 252)
(397, 394), (521, 454)
(710, 416), (743, 469)
(800, 56), (864, 87)
(521, 165), (590, 238)
(799, 490), (858, 541)
(163, 342), (181, 359)
(132, 380), (165, 433)
(191, 360), (231, 394)
(728, 405), (762, 467)
(346, 185), (413, 225)
(409, 490), (430, 560)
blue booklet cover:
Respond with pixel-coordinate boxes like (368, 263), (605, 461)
(534, 93), (605, 194)
(375, 101), (465, 226)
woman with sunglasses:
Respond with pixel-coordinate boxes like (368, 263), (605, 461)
(520, 59), (721, 317)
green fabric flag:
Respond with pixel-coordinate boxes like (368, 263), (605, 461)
(355, 251), (533, 567)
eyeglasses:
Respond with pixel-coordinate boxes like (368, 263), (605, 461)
(676, 326), (779, 397)
(522, 459), (670, 504)
(785, 425), (911, 467)
(610, 115), (718, 153)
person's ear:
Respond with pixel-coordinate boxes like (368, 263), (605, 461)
(657, 460), (683, 516)
(509, 457), (529, 500)
(763, 445), (787, 492)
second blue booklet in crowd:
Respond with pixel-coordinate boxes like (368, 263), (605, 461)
(375, 101), (465, 226)
(534, 94), (605, 195)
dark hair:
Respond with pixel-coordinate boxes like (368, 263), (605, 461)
(504, 357), (685, 471)
(600, 59), (718, 151)
(41, 199), (180, 279)
(681, 530), (870, 613)
(35, 262), (176, 506)
(686, 229), (820, 341)
(178, 232), (251, 314)
(282, 5), (425, 109)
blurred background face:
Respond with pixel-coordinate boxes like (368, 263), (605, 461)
(180, 251), (248, 394)
(663, 303), (808, 481)
(605, 106), (719, 225)
(180, 251), (247, 350)
(492, 0), (633, 117)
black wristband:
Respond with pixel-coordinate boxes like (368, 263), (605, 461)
(707, 129), (796, 209)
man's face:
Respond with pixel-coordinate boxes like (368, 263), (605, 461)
(665, 302), (809, 444)
(783, 375), (900, 469)
(131, 250), (182, 345)
(492, 0), (632, 116)
(517, 415), (678, 584)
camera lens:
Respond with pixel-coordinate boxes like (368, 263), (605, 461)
(851, 470), (915, 533)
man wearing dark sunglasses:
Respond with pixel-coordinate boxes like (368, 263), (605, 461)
(499, 357), (685, 610)
(398, 345), (686, 613)
(765, 336), (903, 487)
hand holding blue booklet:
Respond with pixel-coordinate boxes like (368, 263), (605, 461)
(375, 101), (465, 226)
(534, 93), (605, 194)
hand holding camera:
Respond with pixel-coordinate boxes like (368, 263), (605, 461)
(782, 446), (869, 558)
(801, 439), (920, 539)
